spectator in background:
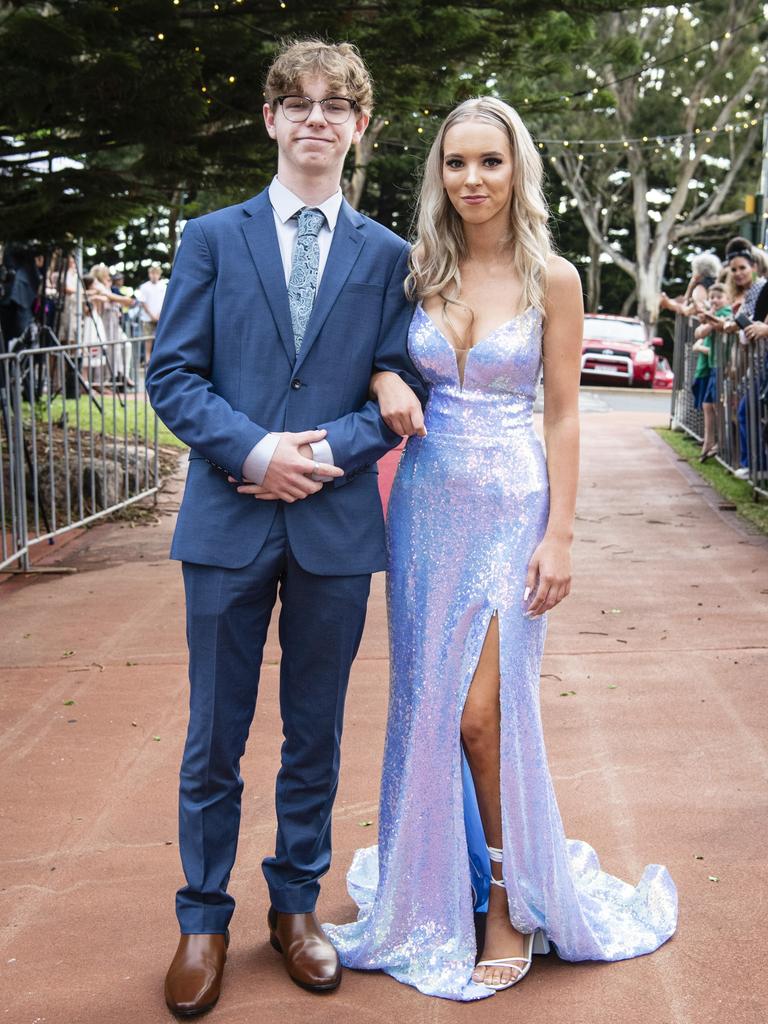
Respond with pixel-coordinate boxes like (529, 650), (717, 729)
(691, 282), (731, 461)
(60, 253), (80, 344)
(660, 252), (721, 317)
(715, 240), (767, 479)
(90, 263), (136, 387)
(134, 263), (166, 363)
(80, 273), (108, 376)
(0, 246), (40, 349)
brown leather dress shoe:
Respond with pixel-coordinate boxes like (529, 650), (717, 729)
(164, 931), (229, 1017)
(268, 907), (341, 992)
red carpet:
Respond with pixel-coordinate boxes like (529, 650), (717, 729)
(377, 440), (405, 516)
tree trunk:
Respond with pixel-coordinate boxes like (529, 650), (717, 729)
(344, 118), (384, 210)
(620, 288), (636, 317)
(635, 265), (661, 335)
(586, 235), (601, 312)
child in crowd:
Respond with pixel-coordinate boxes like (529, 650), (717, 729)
(692, 282), (731, 460)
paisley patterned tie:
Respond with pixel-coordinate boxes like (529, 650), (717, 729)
(288, 207), (325, 354)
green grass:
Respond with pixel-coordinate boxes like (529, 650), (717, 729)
(655, 427), (768, 536)
(28, 396), (186, 449)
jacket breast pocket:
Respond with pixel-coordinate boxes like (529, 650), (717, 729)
(344, 284), (385, 294)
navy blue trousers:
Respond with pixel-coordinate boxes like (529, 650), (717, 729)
(176, 507), (371, 933)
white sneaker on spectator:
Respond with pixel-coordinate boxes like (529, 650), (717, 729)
(734, 467), (750, 479)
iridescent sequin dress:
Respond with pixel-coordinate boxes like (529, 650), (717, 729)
(325, 304), (678, 1000)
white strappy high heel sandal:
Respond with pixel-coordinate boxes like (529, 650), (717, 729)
(474, 845), (550, 991)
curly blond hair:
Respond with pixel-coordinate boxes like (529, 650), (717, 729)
(264, 38), (373, 115)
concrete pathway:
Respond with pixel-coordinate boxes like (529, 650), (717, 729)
(1, 407), (766, 1024)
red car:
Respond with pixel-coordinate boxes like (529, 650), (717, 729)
(580, 314), (663, 388)
(653, 355), (674, 390)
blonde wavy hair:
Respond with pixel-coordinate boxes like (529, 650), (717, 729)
(89, 263), (111, 286)
(406, 97), (553, 345)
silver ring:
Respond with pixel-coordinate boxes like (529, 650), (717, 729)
(312, 461), (320, 474)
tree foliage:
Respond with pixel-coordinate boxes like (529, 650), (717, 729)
(1, 0), (640, 263)
(511, 0), (767, 325)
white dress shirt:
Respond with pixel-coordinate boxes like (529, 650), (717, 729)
(242, 177), (343, 484)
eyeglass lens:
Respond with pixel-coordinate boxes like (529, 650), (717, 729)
(280, 97), (355, 123)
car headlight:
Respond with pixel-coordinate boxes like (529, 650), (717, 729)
(634, 349), (655, 364)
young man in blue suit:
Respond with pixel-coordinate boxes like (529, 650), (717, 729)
(147, 39), (425, 1016)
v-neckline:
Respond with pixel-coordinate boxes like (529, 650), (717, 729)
(416, 302), (534, 390)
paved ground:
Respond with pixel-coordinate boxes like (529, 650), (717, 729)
(2, 406), (767, 1024)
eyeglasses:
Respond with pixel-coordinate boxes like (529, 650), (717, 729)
(275, 95), (358, 124)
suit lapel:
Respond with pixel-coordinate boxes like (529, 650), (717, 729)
(241, 191), (296, 366)
(293, 200), (366, 374)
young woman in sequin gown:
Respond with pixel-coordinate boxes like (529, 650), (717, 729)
(324, 98), (677, 1001)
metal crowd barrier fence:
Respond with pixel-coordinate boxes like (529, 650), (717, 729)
(670, 314), (768, 500)
(1, 332), (159, 572)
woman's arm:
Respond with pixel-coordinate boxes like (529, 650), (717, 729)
(370, 370), (427, 437)
(107, 291), (134, 307)
(744, 319), (768, 341)
(525, 256), (583, 618)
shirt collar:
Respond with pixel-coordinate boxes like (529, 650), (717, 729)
(269, 176), (342, 230)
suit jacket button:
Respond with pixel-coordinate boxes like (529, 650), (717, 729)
(291, 378), (302, 390)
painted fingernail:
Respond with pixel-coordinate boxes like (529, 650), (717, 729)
(523, 586), (531, 601)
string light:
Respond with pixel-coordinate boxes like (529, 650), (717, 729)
(568, 15), (761, 98)
(530, 114), (762, 151)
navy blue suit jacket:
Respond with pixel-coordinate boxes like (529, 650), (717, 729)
(146, 189), (424, 574)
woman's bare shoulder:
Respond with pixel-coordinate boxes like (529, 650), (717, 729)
(546, 254), (581, 289)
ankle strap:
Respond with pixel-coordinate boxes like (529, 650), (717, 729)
(487, 845), (503, 863)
